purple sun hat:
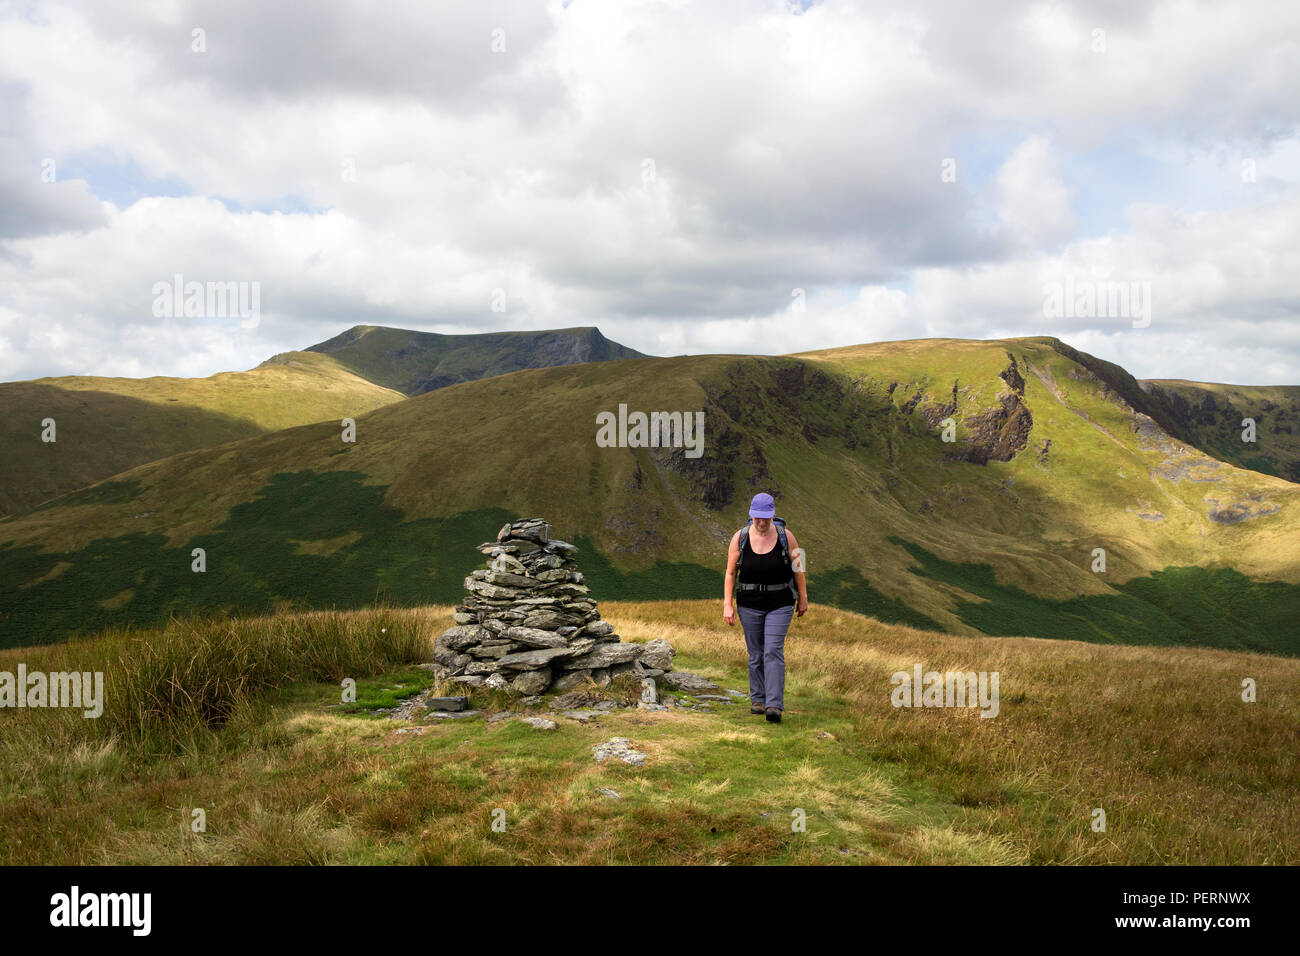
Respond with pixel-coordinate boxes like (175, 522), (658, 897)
(748, 492), (776, 519)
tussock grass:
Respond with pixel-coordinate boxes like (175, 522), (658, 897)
(613, 599), (1300, 864)
(0, 605), (432, 755)
(2, 600), (1295, 865)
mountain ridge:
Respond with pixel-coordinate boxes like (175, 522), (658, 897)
(304, 323), (647, 396)
(4, 334), (1297, 654)
(0, 325), (645, 516)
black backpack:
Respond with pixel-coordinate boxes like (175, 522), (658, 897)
(735, 517), (796, 598)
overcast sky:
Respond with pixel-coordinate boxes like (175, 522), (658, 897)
(2, 0), (1298, 384)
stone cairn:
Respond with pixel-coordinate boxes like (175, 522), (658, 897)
(433, 518), (676, 696)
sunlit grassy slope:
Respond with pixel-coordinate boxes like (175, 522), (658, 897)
(2, 336), (1297, 651)
(0, 351), (403, 516)
(1, 324), (649, 517)
(2, 600), (1294, 865)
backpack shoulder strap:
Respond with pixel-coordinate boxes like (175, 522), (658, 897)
(773, 519), (795, 598)
(774, 517), (790, 568)
(734, 523), (751, 572)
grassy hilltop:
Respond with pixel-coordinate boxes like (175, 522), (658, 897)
(0, 325), (645, 518)
(2, 600), (1294, 865)
(307, 324), (646, 396)
(0, 351), (404, 517)
(2, 334), (1297, 654)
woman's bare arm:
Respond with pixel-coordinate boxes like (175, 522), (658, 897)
(786, 528), (809, 616)
(723, 530), (741, 624)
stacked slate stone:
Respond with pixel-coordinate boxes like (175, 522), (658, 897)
(433, 518), (675, 696)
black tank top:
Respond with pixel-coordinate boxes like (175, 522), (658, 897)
(736, 530), (795, 611)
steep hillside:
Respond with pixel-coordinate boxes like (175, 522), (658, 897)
(1137, 379), (1300, 483)
(1, 323), (647, 517)
(306, 324), (646, 396)
(0, 351), (404, 516)
(2, 338), (1297, 653)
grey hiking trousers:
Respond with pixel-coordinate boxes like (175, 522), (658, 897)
(737, 603), (795, 712)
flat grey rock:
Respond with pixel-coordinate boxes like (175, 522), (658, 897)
(639, 638), (675, 670)
(592, 737), (645, 765)
(484, 570), (544, 589)
(468, 644), (516, 659)
(436, 625), (487, 650)
(424, 695), (470, 711)
(662, 671), (722, 693)
(504, 626), (570, 649)
(497, 646), (580, 670)
(550, 669), (592, 693)
(519, 716), (558, 730)
(549, 690), (602, 710)
(491, 553), (527, 575)
(509, 667), (552, 695)
(464, 579), (531, 601)
(563, 642), (643, 670)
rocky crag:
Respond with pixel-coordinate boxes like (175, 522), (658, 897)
(433, 518), (676, 695)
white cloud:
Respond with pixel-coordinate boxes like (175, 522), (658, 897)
(0, 0), (1297, 383)
(995, 135), (1075, 251)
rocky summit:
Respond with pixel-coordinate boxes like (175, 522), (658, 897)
(434, 518), (676, 696)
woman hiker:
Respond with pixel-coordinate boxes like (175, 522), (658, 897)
(723, 492), (808, 723)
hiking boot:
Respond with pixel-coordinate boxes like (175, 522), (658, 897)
(765, 708), (782, 723)
(750, 703), (766, 715)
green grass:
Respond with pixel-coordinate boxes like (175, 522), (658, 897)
(4, 337), (1297, 653)
(1, 482), (936, 647)
(0, 609), (1027, 864)
(2, 599), (1295, 865)
(33, 479), (145, 511)
(1140, 379), (1300, 482)
(893, 536), (1300, 656)
(0, 351), (404, 517)
(338, 667), (439, 716)
(0, 489), (508, 648)
(808, 565), (943, 631)
(0, 607), (428, 758)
